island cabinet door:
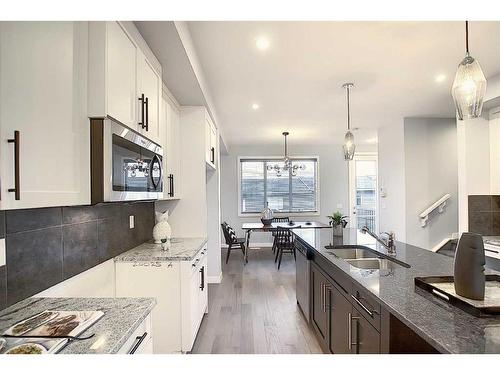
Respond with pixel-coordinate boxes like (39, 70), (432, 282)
(310, 264), (329, 349)
(328, 285), (351, 354)
(350, 312), (380, 354)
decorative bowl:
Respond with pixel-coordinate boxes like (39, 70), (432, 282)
(261, 218), (273, 225)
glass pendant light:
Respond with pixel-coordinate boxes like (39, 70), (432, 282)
(342, 83), (355, 161)
(451, 21), (487, 121)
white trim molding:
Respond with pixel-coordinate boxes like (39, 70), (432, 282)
(207, 272), (223, 284)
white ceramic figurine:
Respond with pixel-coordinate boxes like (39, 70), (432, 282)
(153, 210), (172, 244)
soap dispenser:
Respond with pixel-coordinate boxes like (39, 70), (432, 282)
(453, 232), (485, 300)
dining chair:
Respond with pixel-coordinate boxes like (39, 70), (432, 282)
(221, 222), (246, 264)
(274, 225), (300, 269)
(271, 216), (290, 254)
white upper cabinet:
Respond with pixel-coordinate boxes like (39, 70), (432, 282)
(163, 92), (182, 199)
(205, 115), (217, 170)
(105, 21), (137, 128)
(89, 22), (163, 145)
(0, 22), (90, 209)
(137, 50), (161, 144)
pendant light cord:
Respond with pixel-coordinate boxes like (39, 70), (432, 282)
(346, 85), (351, 131)
(465, 20), (469, 55)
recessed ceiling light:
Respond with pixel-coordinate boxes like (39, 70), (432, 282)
(252, 103), (260, 110)
(255, 36), (270, 51)
(435, 74), (446, 83)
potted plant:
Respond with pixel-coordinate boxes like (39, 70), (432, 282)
(327, 211), (348, 237)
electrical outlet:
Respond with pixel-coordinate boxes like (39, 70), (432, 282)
(129, 215), (135, 229)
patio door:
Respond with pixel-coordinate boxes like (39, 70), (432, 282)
(348, 153), (378, 232)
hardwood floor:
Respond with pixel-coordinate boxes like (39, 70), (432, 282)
(191, 247), (323, 354)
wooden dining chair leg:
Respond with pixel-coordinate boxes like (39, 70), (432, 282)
(271, 236), (277, 254)
(226, 243), (232, 264)
(277, 247), (284, 270)
(293, 246), (296, 261)
(274, 245), (280, 263)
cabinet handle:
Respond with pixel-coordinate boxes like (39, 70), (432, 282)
(348, 313), (359, 351)
(210, 147), (215, 164)
(145, 96), (149, 131)
(128, 332), (147, 354)
(199, 266), (205, 291)
(7, 131), (20, 200)
(168, 174), (174, 197)
(138, 94), (145, 128)
(350, 294), (375, 317)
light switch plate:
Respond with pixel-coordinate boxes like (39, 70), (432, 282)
(129, 215), (135, 229)
(336, 203), (343, 209)
(0, 239), (5, 267)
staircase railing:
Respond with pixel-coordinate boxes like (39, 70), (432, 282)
(419, 193), (451, 227)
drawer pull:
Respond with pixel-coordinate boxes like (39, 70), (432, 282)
(128, 332), (147, 354)
(348, 313), (359, 351)
(351, 294), (375, 317)
(7, 130), (20, 200)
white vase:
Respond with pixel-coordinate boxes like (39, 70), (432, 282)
(153, 210), (172, 244)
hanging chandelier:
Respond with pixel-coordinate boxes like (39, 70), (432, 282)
(267, 132), (305, 177)
(342, 83), (355, 161)
(451, 21), (487, 121)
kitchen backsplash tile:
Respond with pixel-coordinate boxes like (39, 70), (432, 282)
(0, 211), (5, 239)
(62, 205), (98, 225)
(62, 221), (99, 279)
(468, 195), (500, 235)
(6, 227), (64, 305)
(0, 201), (154, 310)
(0, 266), (6, 310)
(6, 207), (62, 234)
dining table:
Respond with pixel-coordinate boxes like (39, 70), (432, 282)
(241, 221), (331, 263)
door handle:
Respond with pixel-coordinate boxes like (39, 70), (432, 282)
(168, 174), (174, 197)
(199, 266), (205, 291)
(138, 94), (145, 128)
(210, 147), (215, 164)
(7, 131), (20, 200)
(128, 332), (147, 354)
(350, 294), (375, 317)
(348, 313), (359, 351)
(145, 96), (149, 131)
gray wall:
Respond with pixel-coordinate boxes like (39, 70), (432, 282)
(378, 123), (406, 241)
(404, 118), (458, 250)
(220, 143), (349, 244)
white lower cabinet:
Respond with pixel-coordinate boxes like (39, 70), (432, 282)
(115, 246), (208, 353)
(117, 313), (154, 354)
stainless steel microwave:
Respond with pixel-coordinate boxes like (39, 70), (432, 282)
(90, 118), (164, 203)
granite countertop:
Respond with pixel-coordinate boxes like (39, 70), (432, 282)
(0, 297), (156, 354)
(114, 237), (207, 263)
(292, 228), (500, 354)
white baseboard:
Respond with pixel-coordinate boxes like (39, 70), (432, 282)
(207, 272), (223, 284)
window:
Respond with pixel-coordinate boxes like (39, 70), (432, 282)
(239, 158), (318, 214)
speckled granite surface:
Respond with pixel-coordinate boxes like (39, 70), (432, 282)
(0, 297), (156, 354)
(293, 228), (500, 354)
(114, 237), (207, 264)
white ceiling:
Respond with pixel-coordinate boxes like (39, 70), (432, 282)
(186, 21), (500, 146)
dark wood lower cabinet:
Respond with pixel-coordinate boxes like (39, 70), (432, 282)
(351, 310), (380, 353)
(311, 262), (381, 354)
(328, 284), (351, 353)
(311, 264), (329, 351)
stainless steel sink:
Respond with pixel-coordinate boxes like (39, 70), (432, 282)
(345, 258), (384, 269)
(327, 247), (378, 260)
(326, 245), (411, 269)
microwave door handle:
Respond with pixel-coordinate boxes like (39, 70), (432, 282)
(149, 155), (162, 190)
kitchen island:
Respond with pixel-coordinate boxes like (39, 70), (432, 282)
(0, 297), (156, 354)
(292, 228), (500, 354)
